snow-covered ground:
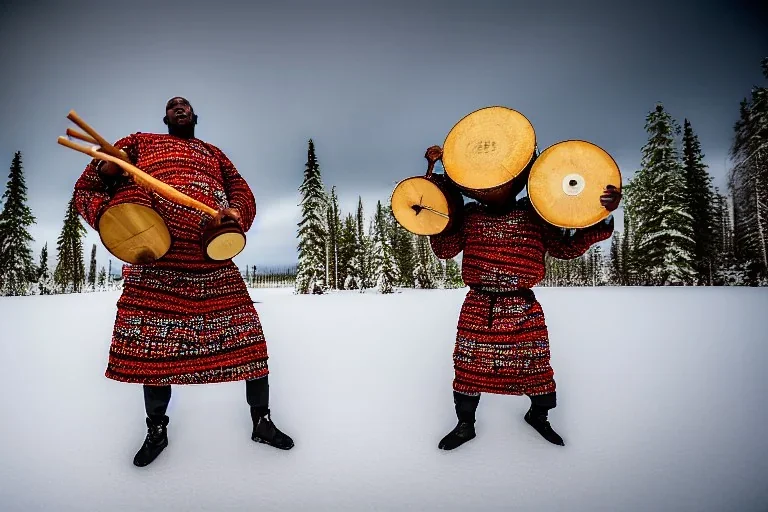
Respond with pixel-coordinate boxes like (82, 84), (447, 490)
(1, 286), (766, 512)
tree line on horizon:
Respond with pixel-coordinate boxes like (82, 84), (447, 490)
(0, 57), (765, 296)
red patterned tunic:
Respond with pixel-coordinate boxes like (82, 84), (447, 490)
(430, 197), (614, 396)
(74, 132), (268, 385)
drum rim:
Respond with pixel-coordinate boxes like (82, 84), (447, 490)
(528, 138), (622, 229)
(442, 105), (538, 190)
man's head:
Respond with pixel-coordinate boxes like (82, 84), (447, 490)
(163, 97), (197, 137)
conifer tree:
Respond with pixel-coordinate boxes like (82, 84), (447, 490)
(37, 242), (54, 295)
(295, 139), (328, 294)
(337, 213), (357, 289)
(326, 187), (341, 289)
(625, 104), (695, 285)
(372, 201), (398, 293)
(681, 119), (716, 285)
(54, 195), (87, 293)
(609, 231), (622, 285)
(88, 244), (97, 291)
(0, 151), (37, 295)
(443, 257), (464, 288)
(356, 197), (371, 289)
(413, 235), (438, 288)
(98, 266), (106, 289)
(729, 58), (768, 281)
(388, 207), (416, 287)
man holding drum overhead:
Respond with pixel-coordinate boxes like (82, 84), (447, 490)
(72, 97), (294, 467)
(423, 129), (621, 449)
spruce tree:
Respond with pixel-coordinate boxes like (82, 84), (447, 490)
(88, 244), (97, 291)
(356, 197), (372, 289)
(54, 195), (87, 293)
(245, 265), (251, 287)
(0, 151), (37, 295)
(681, 119), (716, 285)
(37, 242), (54, 295)
(371, 200), (398, 293)
(625, 104), (696, 285)
(326, 187), (341, 289)
(295, 139), (328, 294)
(337, 213), (357, 289)
(608, 231), (622, 285)
(444, 258), (464, 288)
(413, 235), (438, 288)
(98, 266), (106, 289)
(388, 207), (416, 287)
(729, 58), (768, 281)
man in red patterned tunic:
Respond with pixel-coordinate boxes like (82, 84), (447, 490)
(73, 97), (294, 467)
(424, 145), (622, 450)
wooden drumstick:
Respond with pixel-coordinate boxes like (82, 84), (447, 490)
(57, 137), (218, 217)
(66, 110), (128, 161)
(66, 128), (98, 145)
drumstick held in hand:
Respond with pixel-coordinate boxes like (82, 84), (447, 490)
(57, 136), (218, 217)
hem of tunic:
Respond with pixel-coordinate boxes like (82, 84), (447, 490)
(453, 380), (556, 397)
(105, 367), (269, 386)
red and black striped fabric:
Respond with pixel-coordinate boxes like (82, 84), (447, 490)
(430, 198), (614, 396)
(74, 133), (267, 385)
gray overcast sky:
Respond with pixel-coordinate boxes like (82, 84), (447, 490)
(1, 0), (766, 268)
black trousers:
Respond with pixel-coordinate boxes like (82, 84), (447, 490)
(143, 375), (270, 420)
(453, 390), (557, 422)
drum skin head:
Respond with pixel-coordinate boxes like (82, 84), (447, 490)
(528, 140), (621, 228)
(391, 176), (452, 235)
(98, 203), (171, 264)
(205, 230), (246, 261)
(442, 106), (536, 191)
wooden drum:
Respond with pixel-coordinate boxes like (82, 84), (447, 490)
(97, 186), (171, 264)
(202, 217), (246, 261)
(527, 140), (621, 228)
(391, 172), (464, 236)
(442, 106), (537, 206)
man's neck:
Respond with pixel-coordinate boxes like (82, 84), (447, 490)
(168, 127), (195, 139)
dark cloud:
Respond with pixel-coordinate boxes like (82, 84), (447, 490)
(0, 0), (765, 266)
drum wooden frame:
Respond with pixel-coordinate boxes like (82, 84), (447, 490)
(527, 139), (621, 229)
(442, 106), (537, 205)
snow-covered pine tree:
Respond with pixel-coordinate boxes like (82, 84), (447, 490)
(87, 244), (97, 291)
(681, 118), (716, 285)
(356, 197), (375, 290)
(728, 58), (768, 282)
(625, 104), (696, 285)
(54, 195), (87, 293)
(97, 266), (106, 290)
(295, 139), (329, 294)
(37, 242), (54, 295)
(443, 257), (464, 288)
(371, 200), (398, 293)
(588, 246), (605, 286)
(326, 187), (341, 290)
(387, 206), (416, 287)
(413, 235), (439, 288)
(337, 213), (357, 289)
(621, 210), (635, 285)
(245, 265), (251, 287)
(0, 151), (37, 296)
(608, 231), (622, 285)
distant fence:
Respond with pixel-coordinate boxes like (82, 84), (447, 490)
(242, 266), (297, 289)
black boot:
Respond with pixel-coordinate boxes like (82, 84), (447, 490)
(251, 408), (294, 450)
(133, 415), (169, 467)
(524, 405), (564, 446)
(438, 391), (480, 451)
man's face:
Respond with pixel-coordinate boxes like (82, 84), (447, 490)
(166, 97), (195, 127)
